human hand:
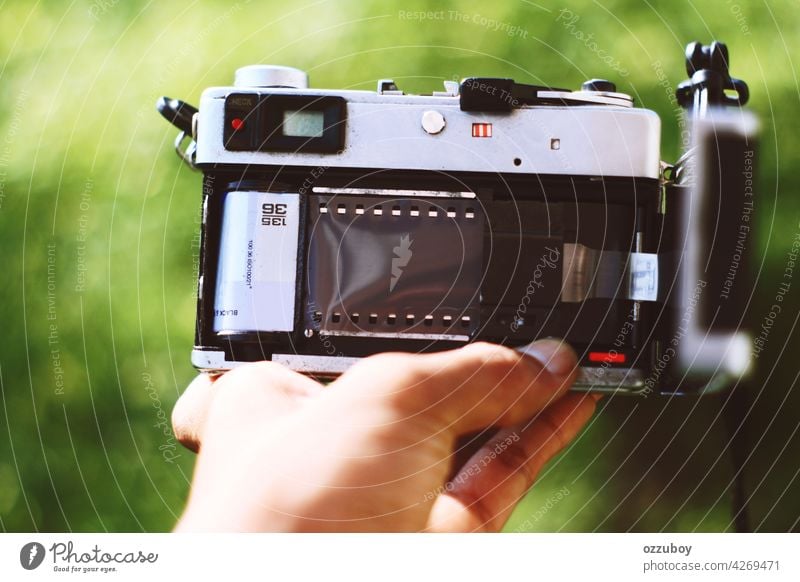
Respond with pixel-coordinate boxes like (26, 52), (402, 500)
(172, 340), (598, 532)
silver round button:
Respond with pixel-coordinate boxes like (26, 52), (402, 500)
(421, 110), (446, 134)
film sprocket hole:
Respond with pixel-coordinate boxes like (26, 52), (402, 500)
(157, 43), (758, 395)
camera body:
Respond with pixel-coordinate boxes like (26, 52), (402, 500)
(160, 43), (756, 395)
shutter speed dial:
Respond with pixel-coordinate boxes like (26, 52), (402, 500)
(234, 65), (309, 89)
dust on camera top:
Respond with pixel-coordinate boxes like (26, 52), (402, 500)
(190, 65), (660, 180)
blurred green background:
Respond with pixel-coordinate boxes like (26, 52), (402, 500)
(1, 0), (798, 532)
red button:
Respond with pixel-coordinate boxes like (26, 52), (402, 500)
(588, 351), (626, 364)
(231, 117), (244, 130)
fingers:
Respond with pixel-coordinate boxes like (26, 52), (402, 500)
(172, 362), (323, 452)
(426, 392), (598, 532)
(336, 339), (578, 437)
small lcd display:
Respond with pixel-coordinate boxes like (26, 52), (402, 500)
(282, 110), (325, 137)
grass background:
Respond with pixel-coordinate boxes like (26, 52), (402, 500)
(1, 0), (798, 531)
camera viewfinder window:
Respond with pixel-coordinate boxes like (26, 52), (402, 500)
(283, 110), (325, 137)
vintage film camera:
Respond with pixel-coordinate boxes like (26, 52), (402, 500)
(158, 41), (757, 395)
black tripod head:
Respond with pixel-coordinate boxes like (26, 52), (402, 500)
(676, 41), (749, 109)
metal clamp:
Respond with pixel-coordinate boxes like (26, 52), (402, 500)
(174, 131), (198, 171)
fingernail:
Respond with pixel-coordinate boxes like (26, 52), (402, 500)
(516, 339), (577, 378)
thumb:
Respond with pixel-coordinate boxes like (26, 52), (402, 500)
(334, 339), (578, 437)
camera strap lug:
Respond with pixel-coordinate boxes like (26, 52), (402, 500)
(157, 96), (200, 170)
(658, 160), (676, 215)
(659, 160), (675, 185)
(174, 130), (199, 171)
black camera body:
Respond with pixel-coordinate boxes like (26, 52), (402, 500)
(159, 42), (757, 395)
